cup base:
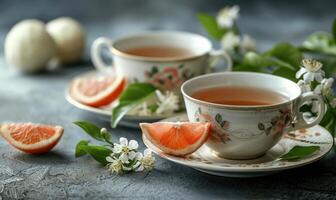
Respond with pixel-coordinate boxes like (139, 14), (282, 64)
(210, 149), (266, 160)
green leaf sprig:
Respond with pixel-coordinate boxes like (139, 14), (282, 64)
(197, 13), (228, 40)
(74, 121), (155, 174)
(197, 6), (336, 158)
(74, 121), (113, 165)
(235, 43), (302, 81)
(111, 83), (156, 128)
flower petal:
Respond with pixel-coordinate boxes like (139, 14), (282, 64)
(106, 156), (115, 163)
(295, 67), (307, 79)
(136, 152), (143, 160)
(144, 149), (152, 157)
(122, 165), (132, 171)
(303, 72), (314, 84)
(112, 144), (122, 153)
(119, 137), (128, 146)
(128, 140), (139, 150)
(119, 153), (129, 164)
(314, 72), (324, 83)
(135, 165), (144, 172)
(128, 151), (136, 160)
(314, 84), (322, 95)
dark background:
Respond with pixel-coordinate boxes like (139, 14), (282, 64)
(1, 0), (335, 56)
(1, 0), (336, 199)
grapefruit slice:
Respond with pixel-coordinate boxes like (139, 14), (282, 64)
(140, 122), (211, 156)
(0, 123), (64, 154)
(71, 75), (126, 107)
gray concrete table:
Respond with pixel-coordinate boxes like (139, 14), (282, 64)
(1, 0), (336, 199)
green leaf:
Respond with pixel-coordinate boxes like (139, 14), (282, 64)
(73, 121), (105, 142)
(272, 67), (297, 82)
(319, 55), (336, 77)
(197, 13), (227, 40)
(75, 140), (89, 157)
(241, 51), (294, 70)
(242, 52), (273, 67)
(148, 104), (159, 113)
(265, 43), (302, 69)
(332, 18), (336, 40)
(235, 44), (299, 80)
(280, 145), (320, 161)
(301, 32), (336, 55)
(80, 145), (112, 165)
(85, 145), (112, 165)
(111, 83), (156, 128)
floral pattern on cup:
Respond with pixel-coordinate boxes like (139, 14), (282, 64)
(145, 64), (194, 91)
(194, 107), (231, 144)
(257, 109), (292, 136)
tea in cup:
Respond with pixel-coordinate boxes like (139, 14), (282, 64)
(91, 31), (232, 92)
(181, 72), (325, 159)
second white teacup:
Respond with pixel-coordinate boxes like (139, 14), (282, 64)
(91, 31), (232, 92)
(181, 72), (325, 159)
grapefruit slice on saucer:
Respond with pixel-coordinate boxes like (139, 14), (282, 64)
(0, 123), (64, 154)
(71, 75), (126, 107)
(140, 122), (211, 156)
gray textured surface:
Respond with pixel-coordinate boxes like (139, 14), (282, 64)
(1, 0), (336, 199)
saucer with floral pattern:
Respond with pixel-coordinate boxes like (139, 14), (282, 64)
(65, 70), (179, 128)
(142, 114), (333, 177)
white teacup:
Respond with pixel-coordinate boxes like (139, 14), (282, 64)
(181, 72), (326, 159)
(91, 31), (232, 92)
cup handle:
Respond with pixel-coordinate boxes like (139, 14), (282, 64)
(207, 49), (233, 72)
(285, 92), (325, 132)
(91, 37), (114, 72)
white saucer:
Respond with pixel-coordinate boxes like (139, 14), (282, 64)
(65, 70), (176, 128)
(142, 114), (333, 177)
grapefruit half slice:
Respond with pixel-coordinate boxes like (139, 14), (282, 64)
(0, 123), (64, 154)
(71, 75), (126, 107)
(140, 122), (211, 156)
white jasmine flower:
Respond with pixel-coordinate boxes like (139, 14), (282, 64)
(324, 78), (334, 89)
(106, 156), (123, 174)
(216, 5), (240, 28)
(119, 151), (137, 164)
(136, 149), (155, 171)
(117, 137), (138, 150)
(128, 102), (150, 116)
(112, 144), (122, 154)
(314, 78), (334, 95)
(221, 32), (240, 51)
(240, 34), (257, 53)
(155, 90), (179, 115)
(112, 137), (139, 164)
(296, 59), (325, 83)
(297, 80), (311, 93)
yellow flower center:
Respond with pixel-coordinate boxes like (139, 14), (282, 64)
(302, 59), (323, 72)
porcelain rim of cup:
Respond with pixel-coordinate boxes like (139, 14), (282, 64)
(110, 31), (212, 62)
(181, 71), (302, 111)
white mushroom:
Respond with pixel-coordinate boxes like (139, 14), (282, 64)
(5, 19), (57, 73)
(46, 17), (85, 64)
